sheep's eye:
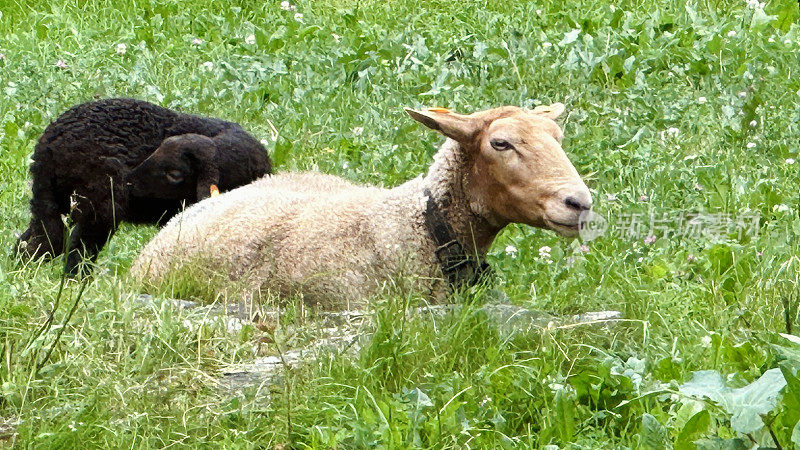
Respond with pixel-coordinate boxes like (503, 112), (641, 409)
(490, 139), (513, 151)
(166, 170), (184, 184)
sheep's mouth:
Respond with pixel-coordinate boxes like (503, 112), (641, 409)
(545, 218), (580, 236)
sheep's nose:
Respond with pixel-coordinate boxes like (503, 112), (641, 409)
(564, 195), (591, 212)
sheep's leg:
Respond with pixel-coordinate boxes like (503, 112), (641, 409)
(16, 185), (67, 260)
(64, 220), (115, 276)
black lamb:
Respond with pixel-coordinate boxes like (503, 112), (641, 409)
(15, 98), (272, 274)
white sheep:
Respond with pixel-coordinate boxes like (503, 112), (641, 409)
(132, 104), (593, 309)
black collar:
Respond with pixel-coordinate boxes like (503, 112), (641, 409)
(422, 188), (491, 289)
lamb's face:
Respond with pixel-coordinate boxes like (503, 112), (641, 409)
(405, 104), (592, 237)
(127, 134), (217, 201)
(469, 105), (591, 236)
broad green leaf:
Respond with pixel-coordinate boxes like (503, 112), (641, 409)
(640, 413), (668, 450)
(793, 419), (800, 447)
(695, 437), (748, 450)
(750, 8), (777, 31)
(676, 410), (710, 450)
(680, 369), (787, 435)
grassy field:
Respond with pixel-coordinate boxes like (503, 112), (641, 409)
(2, 0), (800, 447)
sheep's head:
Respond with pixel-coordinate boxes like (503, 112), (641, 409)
(406, 104), (592, 237)
(127, 134), (219, 201)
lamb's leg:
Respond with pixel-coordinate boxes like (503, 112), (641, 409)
(16, 184), (67, 260)
(64, 220), (115, 276)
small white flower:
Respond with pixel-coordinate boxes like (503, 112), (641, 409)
(245, 34), (256, 45)
(694, 183), (704, 191)
(331, 33), (341, 42)
(701, 335), (712, 348)
(0, 53), (5, 60)
(294, 12), (303, 22)
(201, 61), (214, 71)
(786, 158), (796, 165)
(746, 142), (756, 149)
(536, 9), (542, 15)
(280, 1), (295, 11)
(191, 38), (204, 45)
(260, 139), (270, 146)
(55, 59), (68, 68)
(697, 96), (707, 104)
(610, 4), (616, 12)
(667, 127), (679, 136)
(738, 91), (747, 98)
(542, 42), (552, 49)
(606, 193), (618, 201)
(342, 161), (349, 169)
(774, 204), (789, 212)
(749, 119), (758, 127)
(785, 39), (792, 45)
(644, 235), (656, 245)
(116, 43), (127, 55)
(768, 37), (775, 43)
(505, 245), (518, 258)
(539, 246), (551, 259)
(352, 126), (364, 136)
(579, 244), (590, 253)
(727, 30), (736, 37)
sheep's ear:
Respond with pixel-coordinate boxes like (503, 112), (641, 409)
(404, 107), (480, 143)
(531, 103), (566, 120)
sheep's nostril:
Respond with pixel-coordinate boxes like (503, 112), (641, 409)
(564, 196), (590, 211)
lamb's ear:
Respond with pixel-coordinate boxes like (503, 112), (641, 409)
(404, 107), (480, 143)
(531, 103), (566, 120)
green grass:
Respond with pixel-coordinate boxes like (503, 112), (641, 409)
(2, 0), (800, 447)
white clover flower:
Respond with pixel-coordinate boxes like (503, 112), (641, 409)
(774, 204), (789, 212)
(639, 194), (649, 202)
(785, 39), (792, 45)
(697, 96), (707, 104)
(331, 33), (341, 42)
(579, 244), (590, 253)
(746, 142), (756, 149)
(749, 119), (758, 127)
(542, 42), (552, 49)
(280, 1), (296, 11)
(539, 246), (551, 258)
(191, 38), (204, 45)
(294, 12), (303, 22)
(505, 245), (518, 258)
(245, 34), (256, 45)
(726, 30), (736, 37)
(116, 43), (127, 55)
(768, 37), (775, 43)
(738, 91), (747, 98)
(342, 161), (349, 169)
(352, 126), (364, 136)
(55, 59), (68, 68)
(644, 235), (656, 245)
(606, 193), (618, 201)
(0, 53), (5, 61)
(667, 127), (679, 136)
(701, 335), (712, 348)
(786, 158), (796, 165)
(201, 61), (214, 71)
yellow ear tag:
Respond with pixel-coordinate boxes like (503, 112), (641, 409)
(210, 184), (220, 197)
(427, 107), (451, 113)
